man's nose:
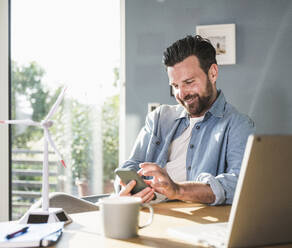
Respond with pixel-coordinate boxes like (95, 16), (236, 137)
(177, 86), (188, 100)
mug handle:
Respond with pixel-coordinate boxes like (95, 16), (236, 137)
(139, 203), (154, 229)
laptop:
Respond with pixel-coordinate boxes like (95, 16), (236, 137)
(167, 135), (292, 247)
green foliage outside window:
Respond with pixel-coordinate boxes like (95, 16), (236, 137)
(102, 68), (119, 182)
(11, 61), (61, 148)
(11, 61), (119, 186)
(53, 99), (93, 181)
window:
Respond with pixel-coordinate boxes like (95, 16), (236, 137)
(10, 0), (120, 220)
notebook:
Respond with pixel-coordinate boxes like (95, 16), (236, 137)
(168, 135), (292, 247)
(0, 222), (64, 248)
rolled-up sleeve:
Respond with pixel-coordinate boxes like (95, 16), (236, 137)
(196, 172), (226, 205)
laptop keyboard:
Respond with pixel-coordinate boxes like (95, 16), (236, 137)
(168, 222), (229, 247)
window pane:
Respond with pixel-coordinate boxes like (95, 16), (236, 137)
(11, 0), (120, 220)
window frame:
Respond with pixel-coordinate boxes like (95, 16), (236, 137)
(0, 0), (11, 221)
(119, 0), (126, 164)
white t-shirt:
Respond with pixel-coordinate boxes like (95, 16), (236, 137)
(165, 116), (204, 182)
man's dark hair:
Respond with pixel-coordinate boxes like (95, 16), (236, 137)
(163, 35), (217, 75)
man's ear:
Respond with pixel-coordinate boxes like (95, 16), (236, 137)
(208, 64), (218, 84)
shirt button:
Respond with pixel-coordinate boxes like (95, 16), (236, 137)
(156, 141), (160, 145)
(190, 144), (194, 149)
(196, 125), (200, 130)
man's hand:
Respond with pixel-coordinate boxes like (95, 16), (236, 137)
(138, 162), (216, 204)
(119, 180), (155, 203)
(138, 162), (179, 200)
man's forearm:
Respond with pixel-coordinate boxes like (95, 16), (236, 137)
(174, 182), (216, 204)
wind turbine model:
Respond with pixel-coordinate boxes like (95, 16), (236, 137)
(0, 87), (72, 224)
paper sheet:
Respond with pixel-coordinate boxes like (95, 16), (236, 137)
(0, 222), (64, 248)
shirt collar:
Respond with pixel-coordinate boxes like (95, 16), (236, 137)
(175, 89), (226, 120)
(207, 89), (225, 118)
(175, 106), (189, 120)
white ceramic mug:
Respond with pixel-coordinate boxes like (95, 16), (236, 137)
(98, 196), (153, 239)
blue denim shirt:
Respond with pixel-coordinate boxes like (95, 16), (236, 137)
(121, 90), (255, 205)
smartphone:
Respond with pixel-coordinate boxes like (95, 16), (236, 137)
(115, 168), (149, 194)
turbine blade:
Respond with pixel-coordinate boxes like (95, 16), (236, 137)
(45, 87), (67, 120)
(45, 129), (66, 168)
(0, 119), (39, 126)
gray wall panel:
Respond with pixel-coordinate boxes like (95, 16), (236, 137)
(124, 0), (292, 157)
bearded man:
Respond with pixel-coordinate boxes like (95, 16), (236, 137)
(118, 35), (255, 205)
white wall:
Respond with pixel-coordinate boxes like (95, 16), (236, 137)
(0, 0), (10, 221)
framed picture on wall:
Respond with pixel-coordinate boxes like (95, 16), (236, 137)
(196, 24), (236, 65)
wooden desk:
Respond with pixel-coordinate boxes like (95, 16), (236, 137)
(55, 201), (292, 248)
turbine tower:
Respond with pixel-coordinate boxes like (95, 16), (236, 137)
(0, 87), (71, 224)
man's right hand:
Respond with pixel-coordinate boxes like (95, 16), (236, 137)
(119, 180), (155, 203)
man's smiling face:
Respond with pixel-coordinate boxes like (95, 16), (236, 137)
(168, 55), (218, 117)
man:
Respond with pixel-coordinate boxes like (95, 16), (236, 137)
(118, 35), (255, 205)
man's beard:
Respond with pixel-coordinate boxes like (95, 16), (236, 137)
(178, 79), (214, 116)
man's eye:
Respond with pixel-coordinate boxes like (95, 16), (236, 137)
(173, 85), (178, 89)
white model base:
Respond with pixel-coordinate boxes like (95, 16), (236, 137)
(19, 208), (72, 225)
